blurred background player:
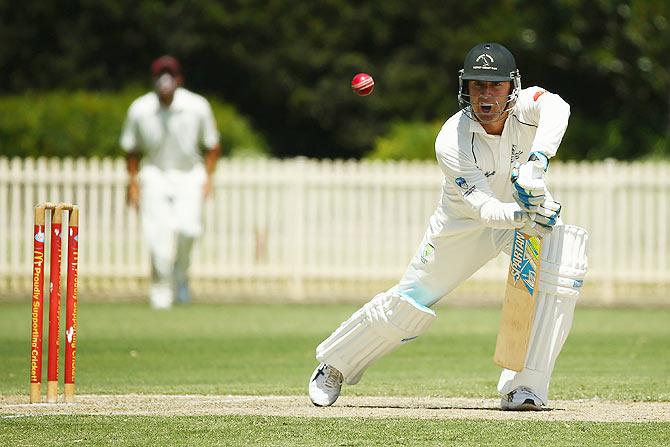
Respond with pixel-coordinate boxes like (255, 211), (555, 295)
(120, 55), (221, 309)
(309, 42), (588, 410)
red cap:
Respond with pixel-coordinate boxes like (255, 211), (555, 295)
(150, 55), (182, 77)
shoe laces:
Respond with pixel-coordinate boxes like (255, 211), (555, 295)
(322, 366), (343, 390)
(510, 386), (537, 402)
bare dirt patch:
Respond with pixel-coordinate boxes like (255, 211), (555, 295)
(1, 394), (668, 422)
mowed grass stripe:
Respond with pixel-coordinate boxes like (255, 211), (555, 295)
(0, 302), (668, 401)
(1, 415), (669, 447)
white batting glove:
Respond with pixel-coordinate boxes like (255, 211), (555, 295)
(513, 198), (561, 238)
(532, 199), (561, 228)
(514, 212), (550, 238)
(511, 152), (549, 212)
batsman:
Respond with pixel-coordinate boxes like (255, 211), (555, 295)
(309, 42), (589, 410)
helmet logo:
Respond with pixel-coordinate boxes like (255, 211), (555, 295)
(473, 54), (497, 71)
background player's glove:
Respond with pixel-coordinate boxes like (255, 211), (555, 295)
(511, 151), (549, 212)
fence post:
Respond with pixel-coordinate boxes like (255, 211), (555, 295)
(0, 157), (669, 303)
(0, 158), (8, 291)
(290, 157), (307, 300)
(602, 159), (616, 302)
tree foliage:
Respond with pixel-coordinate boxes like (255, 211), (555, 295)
(368, 121), (443, 161)
(0, 0), (668, 160)
(0, 90), (268, 158)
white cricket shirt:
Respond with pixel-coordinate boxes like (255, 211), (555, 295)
(434, 86), (570, 232)
(120, 87), (220, 170)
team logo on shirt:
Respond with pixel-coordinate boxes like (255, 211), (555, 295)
(455, 176), (476, 197)
(420, 243), (435, 264)
(510, 144), (523, 163)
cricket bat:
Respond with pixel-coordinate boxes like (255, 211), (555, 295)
(493, 229), (543, 372)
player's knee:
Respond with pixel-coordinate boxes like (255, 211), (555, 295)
(365, 292), (437, 340)
(315, 292), (436, 384)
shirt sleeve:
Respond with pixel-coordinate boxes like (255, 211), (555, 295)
(436, 131), (523, 229)
(199, 99), (220, 150)
(514, 86), (570, 158)
(119, 107), (138, 152)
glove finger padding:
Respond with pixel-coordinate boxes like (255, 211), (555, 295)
(515, 211), (552, 238)
(513, 188), (545, 210)
(534, 215), (556, 227)
(533, 200), (561, 227)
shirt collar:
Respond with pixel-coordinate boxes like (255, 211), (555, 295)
(469, 117), (487, 134)
(155, 87), (185, 112)
(468, 111), (513, 135)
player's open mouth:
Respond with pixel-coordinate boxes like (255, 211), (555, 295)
(480, 104), (493, 114)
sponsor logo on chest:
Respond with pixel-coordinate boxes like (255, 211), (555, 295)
(510, 144), (523, 164)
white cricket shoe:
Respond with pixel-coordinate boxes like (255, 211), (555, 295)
(309, 363), (343, 407)
(149, 283), (173, 310)
(501, 386), (544, 411)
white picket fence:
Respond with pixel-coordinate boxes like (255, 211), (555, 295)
(1, 157), (669, 304)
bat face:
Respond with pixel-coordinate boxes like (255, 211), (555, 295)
(510, 233), (541, 296)
(494, 230), (543, 372)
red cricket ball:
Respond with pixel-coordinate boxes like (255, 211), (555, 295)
(351, 73), (375, 96)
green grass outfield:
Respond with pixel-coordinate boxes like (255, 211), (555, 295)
(1, 301), (669, 446)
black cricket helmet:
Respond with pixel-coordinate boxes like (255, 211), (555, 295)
(458, 42), (521, 123)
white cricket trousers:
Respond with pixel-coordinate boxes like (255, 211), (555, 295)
(138, 164), (206, 305)
(393, 214), (579, 404)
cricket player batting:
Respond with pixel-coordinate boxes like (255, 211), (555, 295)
(309, 42), (588, 411)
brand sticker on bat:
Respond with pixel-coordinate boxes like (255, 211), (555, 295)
(510, 233), (539, 296)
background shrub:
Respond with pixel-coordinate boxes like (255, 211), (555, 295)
(0, 90), (269, 158)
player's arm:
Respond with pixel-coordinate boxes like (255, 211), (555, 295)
(200, 98), (222, 198)
(511, 87), (569, 233)
(436, 139), (521, 228)
(203, 143), (221, 198)
(204, 143), (221, 176)
(119, 107), (141, 209)
(512, 87), (569, 211)
(125, 151), (141, 208)
(516, 87), (570, 160)
(436, 138), (558, 236)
